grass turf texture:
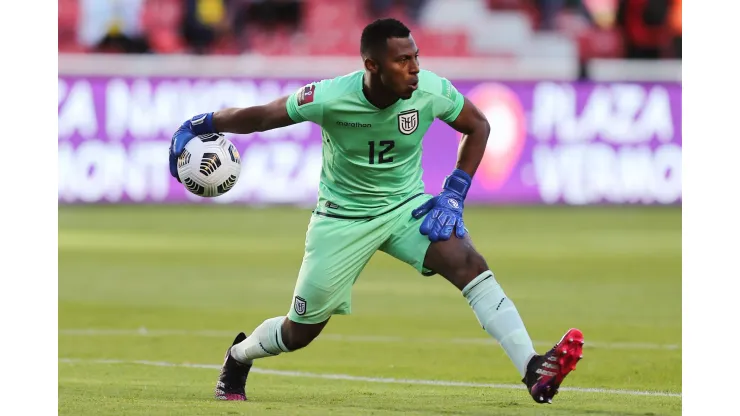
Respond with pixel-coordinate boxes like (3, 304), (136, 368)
(59, 205), (681, 415)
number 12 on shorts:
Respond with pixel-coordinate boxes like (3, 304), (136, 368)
(368, 140), (395, 164)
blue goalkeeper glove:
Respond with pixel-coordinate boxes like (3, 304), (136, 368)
(168, 112), (217, 182)
(411, 169), (472, 242)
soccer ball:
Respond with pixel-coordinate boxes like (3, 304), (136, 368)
(176, 133), (242, 197)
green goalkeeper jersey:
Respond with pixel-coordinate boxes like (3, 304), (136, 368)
(285, 69), (465, 218)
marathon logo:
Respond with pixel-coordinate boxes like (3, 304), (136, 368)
(336, 121), (372, 128)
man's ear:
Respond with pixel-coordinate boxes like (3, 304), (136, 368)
(364, 57), (380, 74)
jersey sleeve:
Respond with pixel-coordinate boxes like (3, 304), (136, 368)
(285, 79), (330, 125)
(422, 71), (465, 123)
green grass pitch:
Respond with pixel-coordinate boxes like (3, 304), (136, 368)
(59, 205), (681, 415)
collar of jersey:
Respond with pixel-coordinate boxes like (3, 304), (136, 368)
(357, 72), (404, 112)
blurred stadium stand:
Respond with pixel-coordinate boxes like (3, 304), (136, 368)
(58, 0), (681, 80)
(57, 0), (682, 208)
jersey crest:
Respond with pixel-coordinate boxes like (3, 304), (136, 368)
(397, 109), (419, 135)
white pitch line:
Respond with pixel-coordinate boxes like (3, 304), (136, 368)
(58, 358), (682, 398)
(58, 328), (682, 351)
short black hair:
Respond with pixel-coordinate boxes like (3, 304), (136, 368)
(360, 18), (411, 58)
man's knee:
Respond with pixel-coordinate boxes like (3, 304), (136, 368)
(281, 318), (328, 351)
(451, 248), (489, 288)
(425, 237), (490, 290)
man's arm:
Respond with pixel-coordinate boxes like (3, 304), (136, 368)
(212, 95), (297, 134)
(446, 97), (491, 178)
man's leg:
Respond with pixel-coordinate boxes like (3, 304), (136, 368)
(382, 201), (536, 371)
(229, 318), (330, 364)
(383, 198), (583, 404)
(215, 213), (386, 401)
(422, 236), (584, 404)
(422, 236), (538, 376)
(214, 318), (328, 401)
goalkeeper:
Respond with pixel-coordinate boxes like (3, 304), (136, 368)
(168, 18), (584, 405)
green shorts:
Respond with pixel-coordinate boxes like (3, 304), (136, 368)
(288, 193), (434, 324)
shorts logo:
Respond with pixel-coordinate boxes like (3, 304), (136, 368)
(293, 296), (307, 316)
(297, 85), (316, 106)
(398, 109), (419, 135)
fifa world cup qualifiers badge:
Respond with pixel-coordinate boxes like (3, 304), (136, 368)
(297, 85), (316, 106)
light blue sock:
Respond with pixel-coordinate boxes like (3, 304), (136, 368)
(231, 316), (290, 364)
(463, 270), (537, 377)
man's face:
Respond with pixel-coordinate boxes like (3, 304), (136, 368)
(377, 36), (420, 100)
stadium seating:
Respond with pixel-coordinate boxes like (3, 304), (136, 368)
(140, 0), (187, 53)
(58, 0), (84, 52)
(55, 0), (652, 61)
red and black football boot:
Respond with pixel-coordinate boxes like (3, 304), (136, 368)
(214, 332), (252, 401)
(522, 328), (584, 404)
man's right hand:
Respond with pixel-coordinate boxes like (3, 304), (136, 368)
(169, 113), (217, 182)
